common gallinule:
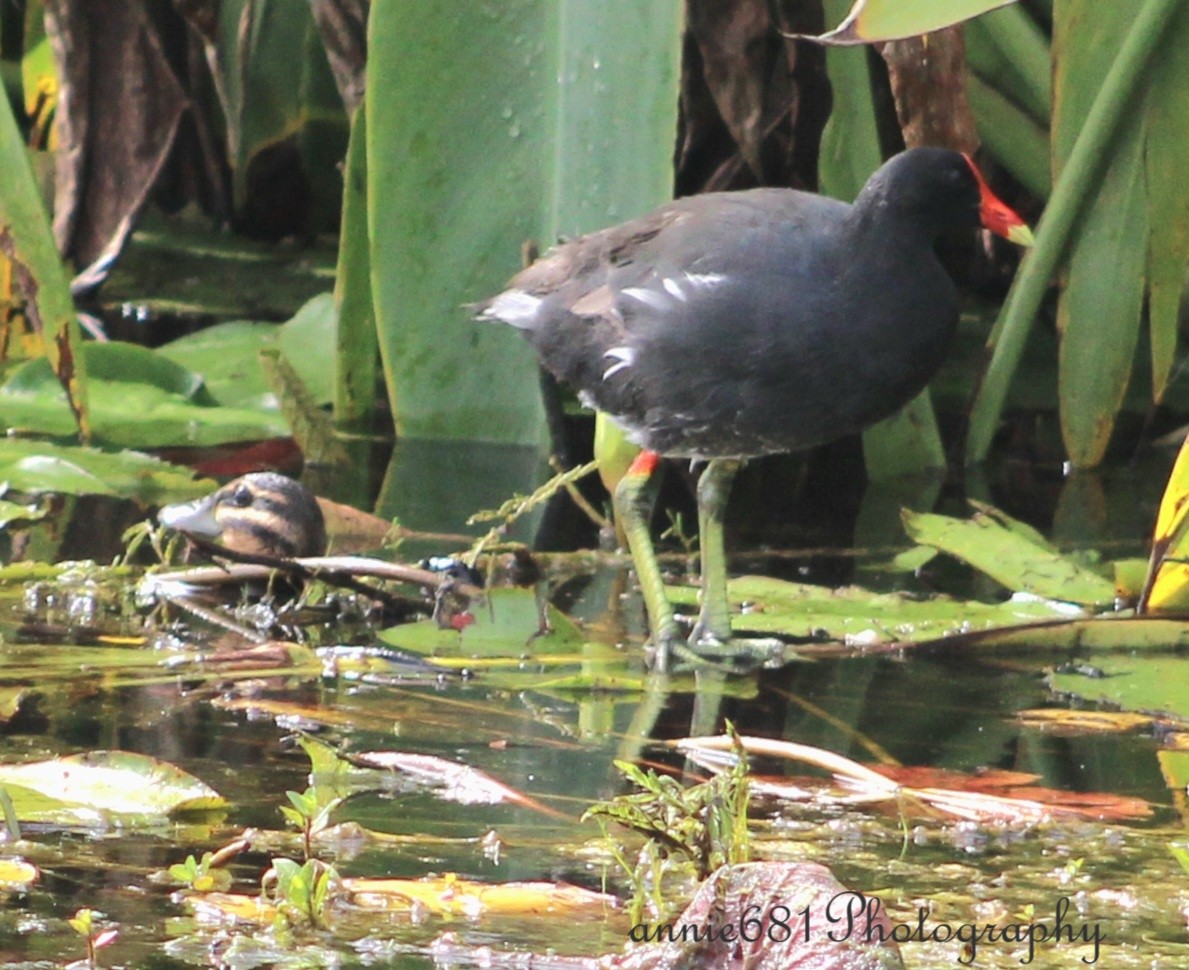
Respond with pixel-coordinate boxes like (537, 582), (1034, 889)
(478, 148), (1032, 659)
(159, 472), (328, 559)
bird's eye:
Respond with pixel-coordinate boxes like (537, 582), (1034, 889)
(230, 484), (254, 507)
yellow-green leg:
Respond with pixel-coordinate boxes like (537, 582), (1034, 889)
(690, 458), (741, 647)
(614, 450), (679, 664)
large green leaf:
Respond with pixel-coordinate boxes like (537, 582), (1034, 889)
(99, 210), (336, 319)
(966, 0), (1186, 466)
(1054, 2), (1149, 468)
(1051, 655), (1189, 721)
(216, 0), (348, 230)
(366, 0), (682, 445)
(1144, 2), (1189, 403)
(963, 4), (1052, 199)
(0, 81), (87, 435)
(965, 74), (1051, 198)
(0, 343), (290, 448)
(667, 575), (1069, 644)
(0, 438), (209, 501)
(0, 751), (225, 821)
(332, 102), (377, 429)
(964, 4), (1051, 127)
(817, 0), (882, 203)
(152, 295), (335, 412)
(809, 0), (1019, 44)
(903, 505), (1117, 606)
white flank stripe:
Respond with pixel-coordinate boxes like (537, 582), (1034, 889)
(622, 286), (669, 310)
(662, 277), (685, 301)
(602, 346), (635, 380)
(481, 290), (542, 328)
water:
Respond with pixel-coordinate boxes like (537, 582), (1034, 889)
(0, 443), (1184, 967)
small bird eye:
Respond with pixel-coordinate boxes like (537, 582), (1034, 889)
(230, 483), (254, 507)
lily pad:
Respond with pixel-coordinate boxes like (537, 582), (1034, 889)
(669, 575), (1073, 645)
(378, 588), (583, 656)
(0, 438), (211, 501)
(0, 751), (226, 820)
(155, 293), (337, 410)
(0, 342), (290, 448)
(903, 504), (1117, 607)
(1050, 654), (1189, 723)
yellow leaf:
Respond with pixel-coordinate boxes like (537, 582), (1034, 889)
(1142, 435), (1189, 610)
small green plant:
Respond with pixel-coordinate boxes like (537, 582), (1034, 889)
(121, 518), (186, 566)
(264, 857), (339, 929)
(280, 786), (343, 861)
(659, 510), (698, 556)
(67, 908), (118, 970)
(0, 787), (21, 841)
(167, 851), (233, 892)
(1170, 844), (1189, 877)
(584, 726), (750, 921)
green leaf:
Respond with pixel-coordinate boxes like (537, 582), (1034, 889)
(20, 1), (55, 123)
(1054, 3), (1148, 468)
(366, 0), (681, 444)
(668, 575), (1071, 644)
(1050, 654), (1189, 720)
(0, 342), (291, 448)
(1143, 3), (1189, 403)
(0, 751), (226, 819)
(378, 588), (582, 656)
(0, 497), (46, 529)
(0, 80), (88, 435)
(964, 4), (1052, 127)
(332, 101), (378, 428)
(809, 0), (1019, 44)
(0, 438), (211, 501)
(902, 505), (1117, 606)
(216, 0), (347, 230)
(966, 73), (1052, 198)
(818, 0), (882, 204)
(100, 209), (336, 318)
(155, 321), (281, 410)
(967, 0), (1186, 465)
(861, 394), (946, 479)
(155, 294), (336, 411)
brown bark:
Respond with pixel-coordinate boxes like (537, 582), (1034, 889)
(879, 27), (979, 152)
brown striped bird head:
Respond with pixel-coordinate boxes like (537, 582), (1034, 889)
(158, 472), (327, 559)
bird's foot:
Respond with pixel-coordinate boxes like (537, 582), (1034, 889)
(687, 615), (784, 661)
(642, 618), (787, 671)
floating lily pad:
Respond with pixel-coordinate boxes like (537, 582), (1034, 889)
(0, 342), (290, 448)
(0, 857), (38, 890)
(155, 293), (336, 410)
(1050, 654), (1189, 723)
(669, 575), (1072, 645)
(378, 588), (583, 657)
(0, 439), (211, 501)
(0, 751), (226, 821)
(903, 503), (1117, 607)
